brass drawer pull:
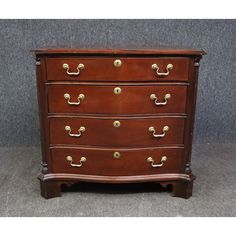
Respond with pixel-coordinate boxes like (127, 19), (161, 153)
(147, 156), (167, 168)
(66, 156), (86, 168)
(149, 126), (169, 138)
(152, 63), (173, 76)
(150, 93), (171, 106)
(65, 126), (86, 137)
(62, 63), (84, 76)
(64, 93), (85, 106)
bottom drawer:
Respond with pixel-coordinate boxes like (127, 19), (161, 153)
(51, 147), (184, 176)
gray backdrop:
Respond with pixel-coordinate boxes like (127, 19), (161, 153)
(0, 19), (235, 146)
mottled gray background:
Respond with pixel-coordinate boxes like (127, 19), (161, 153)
(0, 19), (235, 146)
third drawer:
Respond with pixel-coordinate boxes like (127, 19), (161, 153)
(49, 116), (186, 146)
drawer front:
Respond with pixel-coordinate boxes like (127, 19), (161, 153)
(46, 57), (189, 82)
(50, 117), (185, 146)
(51, 147), (184, 176)
(48, 84), (187, 114)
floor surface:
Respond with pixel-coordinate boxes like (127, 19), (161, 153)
(0, 143), (235, 217)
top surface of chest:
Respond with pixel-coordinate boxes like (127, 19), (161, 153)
(32, 47), (205, 56)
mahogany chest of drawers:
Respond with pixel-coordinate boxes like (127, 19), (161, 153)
(33, 48), (205, 199)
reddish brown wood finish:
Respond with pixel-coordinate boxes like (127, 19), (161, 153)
(33, 48), (205, 199)
(49, 116), (185, 146)
(39, 179), (61, 199)
(183, 58), (201, 169)
(32, 47), (206, 56)
(48, 84), (187, 114)
(46, 57), (189, 82)
(51, 147), (184, 176)
(35, 57), (51, 174)
(38, 173), (195, 199)
(172, 180), (194, 198)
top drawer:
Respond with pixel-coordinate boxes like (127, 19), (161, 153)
(46, 57), (190, 82)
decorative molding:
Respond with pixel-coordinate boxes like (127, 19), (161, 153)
(38, 173), (193, 183)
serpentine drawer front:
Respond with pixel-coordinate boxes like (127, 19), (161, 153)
(49, 116), (185, 146)
(46, 57), (189, 81)
(50, 147), (184, 176)
(33, 47), (205, 199)
(48, 84), (187, 114)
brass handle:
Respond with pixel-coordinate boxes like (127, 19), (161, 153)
(63, 63), (84, 76)
(152, 63), (173, 76)
(149, 126), (169, 138)
(150, 93), (171, 106)
(66, 156), (86, 168)
(147, 156), (167, 168)
(64, 93), (85, 106)
(65, 126), (86, 137)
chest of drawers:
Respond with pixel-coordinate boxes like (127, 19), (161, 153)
(33, 48), (205, 199)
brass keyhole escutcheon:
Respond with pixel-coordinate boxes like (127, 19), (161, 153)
(114, 87), (122, 95)
(113, 152), (121, 159)
(113, 120), (121, 128)
(114, 59), (122, 67)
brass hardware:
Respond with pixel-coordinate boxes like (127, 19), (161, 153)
(66, 156), (86, 168)
(113, 120), (121, 127)
(194, 62), (200, 67)
(151, 63), (173, 76)
(62, 63), (84, 76)
(150, 93), (171, 106)
(113, 152), (121, 159)
(147, 156), (167, 168)
(114, 59), (122, 67)
(35, 61), (41, 66)
(65, 125), (86, 137)
(149, 126), (169, 138)
(64, 93), (85, 106)
(114, 87), (122, 95)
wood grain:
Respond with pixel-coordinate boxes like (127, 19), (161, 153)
(49, 116), (186, 147)
(33, 48), (204, 199)
(32, 47), (206, 56)
(50, 147), (184, 176)
(46, 57), (189, 82)
(48, 84), (187, 114)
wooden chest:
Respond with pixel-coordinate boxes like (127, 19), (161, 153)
(33, 48), (205, 199)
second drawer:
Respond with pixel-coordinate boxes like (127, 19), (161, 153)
(47, 84), (187, 114)
(49, 116), (185, 146)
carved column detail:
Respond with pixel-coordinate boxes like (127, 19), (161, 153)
(41, 162), (48, 174)
(185, 163), (192, 174)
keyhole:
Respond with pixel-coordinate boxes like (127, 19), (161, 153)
(114, 59), (122, 67)
(113, 120), (121, 127)
(114, 87), (121, 95)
